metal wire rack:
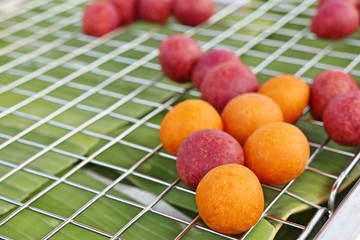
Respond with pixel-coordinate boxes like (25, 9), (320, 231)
(0, 0), (359, 239)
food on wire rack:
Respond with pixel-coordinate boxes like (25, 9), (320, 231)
(159, 34), (203, 83)
(323, 90), (360, 146)
(244, 122), (310, 185)
(318, 0), (358, 5)
(173, 0), (216, 26)
(82, 0), (217, 37)
(159, 99), (222, 155)
(191, 49), (243, 89)
(155, 23), (357, 236)
(311, 0), (359, 39)
(221, 93), (283, 146)
(318, 0), (360, 15)
(109, 0), (137, 26)
(258, 74), (310, 124)
(200, 61), (259, 113)
(176, 129), (244, 190)
(138, 0), (173, 24)
(310, 69), (358, 121)
(159, 34), (259, 113)
(82, 1), (121, 37)
(196, 164), (264, 235)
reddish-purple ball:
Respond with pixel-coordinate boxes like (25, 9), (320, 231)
(311, 0), (359, 39)
(173, 0), (215, 26)
(200, 62), (259, 113)
(82, 1), (121, 37)
(192, 49), (243, 89)
(323, 91), (360, 146)
(138, 0), (173, 24)
(310, 70), (358, 120)
(159, 35), (202, 83)
(109, 0), (137, 26)
(176, 129), (245, 190)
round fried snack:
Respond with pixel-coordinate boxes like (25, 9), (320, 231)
(196, 164), (264, 235)
(160, 99), (222, 155)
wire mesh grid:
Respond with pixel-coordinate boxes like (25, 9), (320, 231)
(0, 0), (359, 239)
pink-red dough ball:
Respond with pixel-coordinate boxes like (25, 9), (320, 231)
(173, 0), (215, 26)
(192, 49), (243, 89)
(138, 0), (173, 24)
(108, 0), (137, 26)
(318, 0), (358, 5)
(311, 0), (359, 39)
(177, 129), (244, 190)
(159, 34), (203, 83)
(200, 62), (259, 113)
(82, 1), (121, 37)
(310, 70), (358, 120)
(323, 90), (360, 146)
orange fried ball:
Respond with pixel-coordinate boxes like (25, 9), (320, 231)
(196, 164), (264, 235)
(244, 122), (310, 185)
(221, 93), (283, 146)
(159, 99), (222, 155)
(259, 74), (310, 123)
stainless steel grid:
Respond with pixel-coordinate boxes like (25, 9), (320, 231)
(0, 0), (359, 239)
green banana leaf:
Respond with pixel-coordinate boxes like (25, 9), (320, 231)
(0, 169), (231, 239)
